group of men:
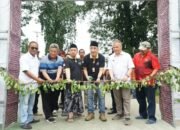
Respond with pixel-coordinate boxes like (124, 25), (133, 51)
(18, 39), (160, 129)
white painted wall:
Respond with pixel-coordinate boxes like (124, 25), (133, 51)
(169, 0), (180, 68)
(169, 0), (180, 123)
(0, 0), (10, 68)
(0, 76), (6, 125)
(0, 0), (10, 126)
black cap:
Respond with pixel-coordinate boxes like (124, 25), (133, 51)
(90, 41), (98, 47)
(69, 44), (77, 49)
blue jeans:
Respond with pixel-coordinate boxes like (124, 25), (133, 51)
(87, 87), (105, 113)
(18, 93), (35, 125)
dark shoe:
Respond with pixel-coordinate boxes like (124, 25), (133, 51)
(46, 117), (56, 123)
(146, 119), (156, 124)
(99, 113), (107, 122)
(112, 114), (124, 120)
(135, 116), (147, 119)
(108, 110), (117, 114)
(20, 124), (32, 129)
(124, 118), (131, 125)
(85, 113), (95, 121)
(29, 119), (40, 124)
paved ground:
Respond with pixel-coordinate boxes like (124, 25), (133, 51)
(5, 93), (180, 130)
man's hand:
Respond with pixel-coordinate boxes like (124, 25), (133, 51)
(96, 77), (100, 83)
(37, 78), (44, 84)
(48, 79), (54, 83)
(66, 79), (72, 83)
(122, 75), (129, 82)
(111, 77), (115, 82)
(54, 78), (62, 83)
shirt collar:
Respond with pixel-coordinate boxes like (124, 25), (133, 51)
(69, 56), (77, 60)
(68, 56), (78, 62)
(139, 50), (151, 57)
(27, 52), (36, 59)
(113, 51), (125, 57)
(48, 54), (58, 60)
(90, 54), (99, 59)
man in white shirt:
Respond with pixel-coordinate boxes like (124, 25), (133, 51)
(108, 39), (134, 125)
(18, 41), (44, 129)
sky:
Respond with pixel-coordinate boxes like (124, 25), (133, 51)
(22, 15), (45, 57)
(75, 16), (91, 54)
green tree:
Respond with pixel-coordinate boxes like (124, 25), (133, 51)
(21, 1), (37, 27)
(21, 1), (157, 55)
(84, 1), (157, 55)
(21, 1), (85, 53)
(21, 38), (29, 53)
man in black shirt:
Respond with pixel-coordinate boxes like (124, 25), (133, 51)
(64, 44), (84, 122)
(83, 41), (107, 122)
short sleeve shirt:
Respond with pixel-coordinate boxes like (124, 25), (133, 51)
(19, 52), (40, 84)
(83, 53), (105, 80)
(65, 58), (82, 81)
(108, 51), (134, 80)
(39, 55), (64, 80)
(133, 51), (160, 80)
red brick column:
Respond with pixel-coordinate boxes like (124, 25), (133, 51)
(5, 0), (21, 126)
(157, 0), (174, 125)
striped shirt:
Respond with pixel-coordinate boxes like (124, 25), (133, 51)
(39, 54), (64, 79)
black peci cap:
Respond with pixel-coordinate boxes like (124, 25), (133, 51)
(90, 41), (98, 47)
(69, 44), (77, 49)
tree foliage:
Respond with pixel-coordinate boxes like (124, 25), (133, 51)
(21, 1), (157, 55)
(21, 38), (29, 53)
(38, 1), (80, 53)
(83, 1), (157, 55)
(21, 1), (84, 53)
(21, 1), (36, 27)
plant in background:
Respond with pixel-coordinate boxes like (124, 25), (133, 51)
(156, 67), (180, 91)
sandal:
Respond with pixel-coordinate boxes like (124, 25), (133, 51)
(66, 112), (74, 122)
(66, 118), (74, 122)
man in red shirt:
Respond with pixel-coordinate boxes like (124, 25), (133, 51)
(133, 41), (160, 124)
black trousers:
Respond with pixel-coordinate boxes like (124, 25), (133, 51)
(33, 92), (40, 114)
(110, 90), (116, 111)
(52, 90), (60, 111)
(41, 89), (59, 119)
(136, 86), (156, 121)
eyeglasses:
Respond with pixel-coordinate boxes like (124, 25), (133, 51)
(31, 47), (38, 50)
